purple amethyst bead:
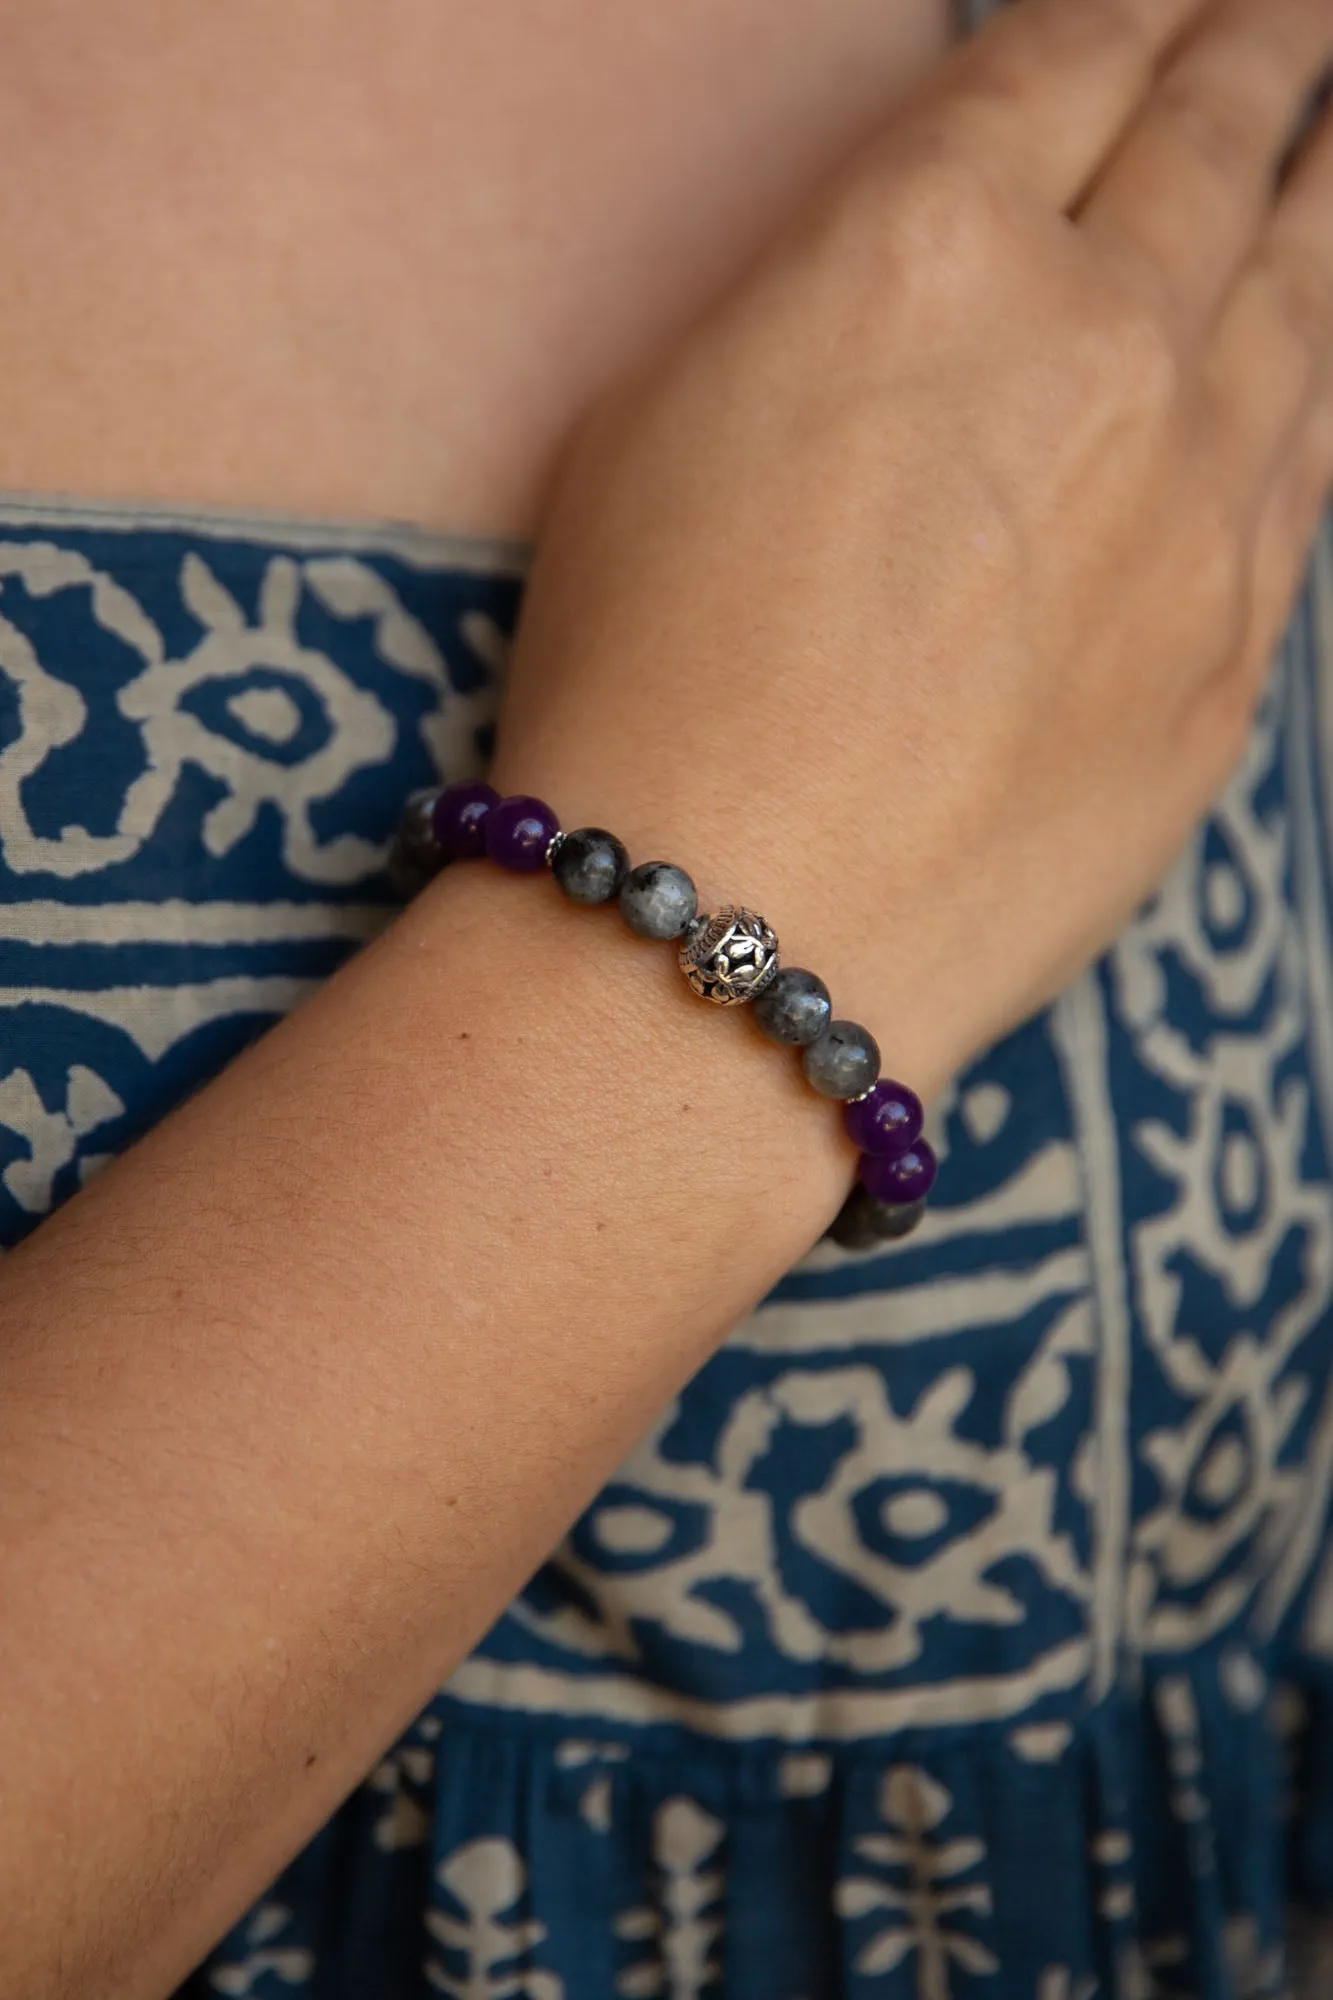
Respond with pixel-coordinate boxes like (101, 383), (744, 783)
(484, 793), (561, 873)
(859, 1138), (938, 1207)
(844, 1079), (924, 1158)
(432, 781), (501, 861)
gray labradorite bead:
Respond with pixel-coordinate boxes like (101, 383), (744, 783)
(873, 1196), (927, 1240)
(753, 966), (832, 1047)
(802, 1019), (881, 1100)
(552, 826), (630, 906)
(387, 787), (444, 899)
(619, 861), (698, 940)
(826, 1184), (926, 1250)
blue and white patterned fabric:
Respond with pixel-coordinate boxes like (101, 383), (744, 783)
(0, 500), (520, 1222)
(1, 477), (1331, 2000)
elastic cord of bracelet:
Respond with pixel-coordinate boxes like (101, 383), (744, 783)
(391, 782), (938, 1249)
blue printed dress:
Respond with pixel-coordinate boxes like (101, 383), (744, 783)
(2, 34), (1333, 1989)
(0, 475), (1331, 1999)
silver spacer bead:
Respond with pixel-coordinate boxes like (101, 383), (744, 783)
(679, 905), (780, 1007)
(848, 1084), (878, 1104)
(544, 830), (567, 868)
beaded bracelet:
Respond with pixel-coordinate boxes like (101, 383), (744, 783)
(391, 782), (938, 1250)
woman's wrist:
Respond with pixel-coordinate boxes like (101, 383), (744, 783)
(403, 839), (857, 1284)
(401, 775), (947, 1243)
(483, 728), (975, 1108)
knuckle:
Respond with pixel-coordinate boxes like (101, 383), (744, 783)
(946, 0), (1155, 140)
(868, 135), (1015, 292)
(1074, 284), (1183, 420)
(1020, 0), (1156, 73)
(1150, 72), (1265, 189)
(1075, 0), (1156, 60)
(1176, 456), (1250, 621)
(1188, 512), (1249, 641)
(1264, 248), (1333, 354)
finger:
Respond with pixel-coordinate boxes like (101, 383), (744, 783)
(1080, 0), (1333, 338)
(1210, 100), (1333, 490)
(905, 0), (1212, 209)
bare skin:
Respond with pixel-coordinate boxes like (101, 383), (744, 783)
(0, 0), (949, 533)
(0, 0), (1331, 1993)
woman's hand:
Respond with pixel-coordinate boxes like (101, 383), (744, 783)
(491, 0), (1333, 1098)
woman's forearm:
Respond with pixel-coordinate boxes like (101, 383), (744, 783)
(0, 850), (868, 1998)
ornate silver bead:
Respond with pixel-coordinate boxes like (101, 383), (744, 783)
(544, 830), (567, 868)
(679, 905), (780, 1007)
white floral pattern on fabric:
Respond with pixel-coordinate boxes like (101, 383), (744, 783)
(0, 541), (500, 886)
(837, 1769), (998, 1994)
(614, 1799), (725, 2000)
(207, 1906), (314, 1995)
(426, 1840), (565, 2000)
(0, 1062), (123, 1212)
